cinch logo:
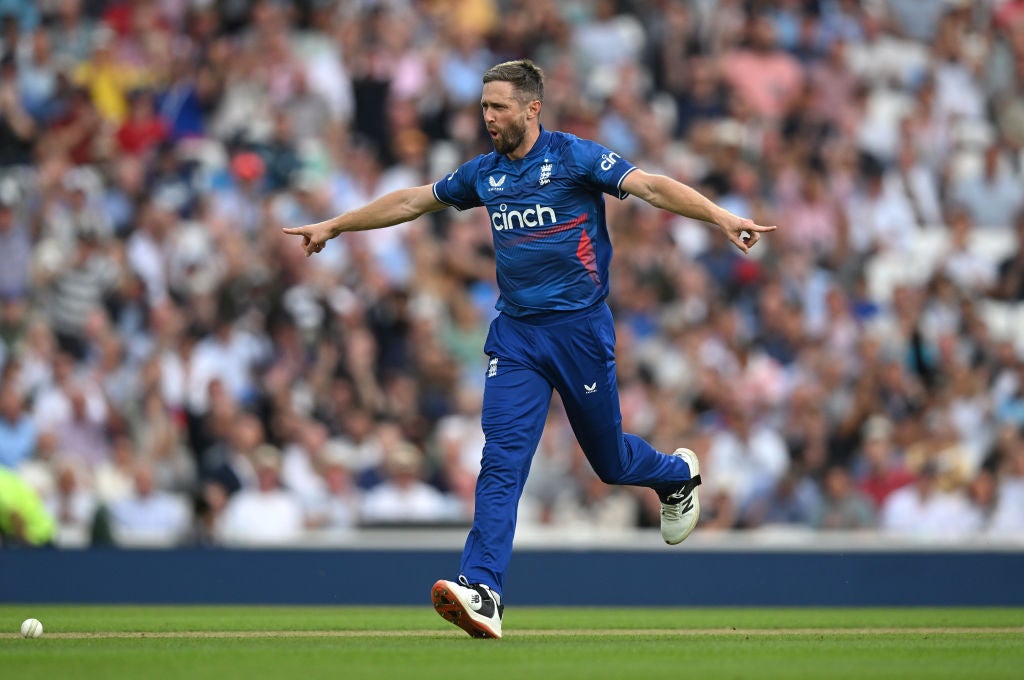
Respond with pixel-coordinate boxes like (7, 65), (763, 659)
(491, 203), (557, 231)
(600, 152), (620, 171)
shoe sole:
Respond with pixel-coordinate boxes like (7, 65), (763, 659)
(664, 448), (701, 545)
(431, 580), (502, 639)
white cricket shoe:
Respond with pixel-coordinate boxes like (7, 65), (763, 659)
(660, 448), (702, 545)
(431, 577), (503, 639)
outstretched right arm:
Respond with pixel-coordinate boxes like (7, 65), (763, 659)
(282, 184), (446, 257)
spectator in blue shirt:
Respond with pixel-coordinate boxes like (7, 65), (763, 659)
(0, 380), (35, 469)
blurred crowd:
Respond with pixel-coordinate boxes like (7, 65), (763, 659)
(2, 0), (1024, 549)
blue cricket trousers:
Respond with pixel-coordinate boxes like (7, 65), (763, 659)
(458, 302), (692, 594)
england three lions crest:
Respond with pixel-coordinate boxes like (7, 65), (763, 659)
(539, 160), (553, 186)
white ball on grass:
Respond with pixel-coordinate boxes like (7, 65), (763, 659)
(21, 618), (43, 638)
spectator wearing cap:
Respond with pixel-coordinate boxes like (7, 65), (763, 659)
(915, 379), (989, 477)
(211, 150), (265, 235)
(216, 444), (305, 546)
(360, 441), (460, 524)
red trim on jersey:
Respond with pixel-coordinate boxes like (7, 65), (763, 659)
(576, 229), (600, 285)
(502, 213), (589, 247)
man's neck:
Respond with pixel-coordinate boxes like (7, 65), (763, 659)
(506, 125), (542, 161)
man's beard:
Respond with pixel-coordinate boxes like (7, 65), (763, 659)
(493, 117), (527, 155)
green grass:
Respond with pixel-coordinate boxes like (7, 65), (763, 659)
(2, 606), (1022, 679)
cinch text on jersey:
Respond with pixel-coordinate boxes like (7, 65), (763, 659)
(491, 203), (558, 231)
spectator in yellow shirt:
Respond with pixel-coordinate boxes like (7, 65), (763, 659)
(0, 467), (56, 547)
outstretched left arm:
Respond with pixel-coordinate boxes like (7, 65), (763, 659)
(620, 169), (776, 254)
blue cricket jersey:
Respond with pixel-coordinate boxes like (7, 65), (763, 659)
(432, 127), (636, 318)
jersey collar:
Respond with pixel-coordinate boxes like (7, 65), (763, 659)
(526, 125), (552, 159)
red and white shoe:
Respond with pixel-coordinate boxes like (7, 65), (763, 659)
(431, 577), (504, 639)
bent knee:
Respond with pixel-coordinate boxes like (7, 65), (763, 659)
(592, 465), (627, 485)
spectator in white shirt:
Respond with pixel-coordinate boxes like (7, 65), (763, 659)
(939, 207), (997, 294)
(881, 461), (975, 538)
(951, 143), (1024, 228)
(41, 458), (97, 546)
(845, 155), (918, 255)
(216, 445), (305, 546)
(361, 441), (460, 524)
(704, 401), (790, 511)
(305, 442), (360, 531)
(988, 446), (1024, 537)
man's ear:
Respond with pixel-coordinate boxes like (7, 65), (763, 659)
(527, 99), (542, 121)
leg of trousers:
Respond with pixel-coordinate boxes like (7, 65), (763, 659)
(548, 304), (690, 491)
(459, 342), (552, 595)
(458, 305), (692, 595)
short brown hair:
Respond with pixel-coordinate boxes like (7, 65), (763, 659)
(482, 59), (544, 104)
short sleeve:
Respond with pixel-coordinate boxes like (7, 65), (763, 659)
(433, 156), (484, 211)
(569, 139), (637, 200)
